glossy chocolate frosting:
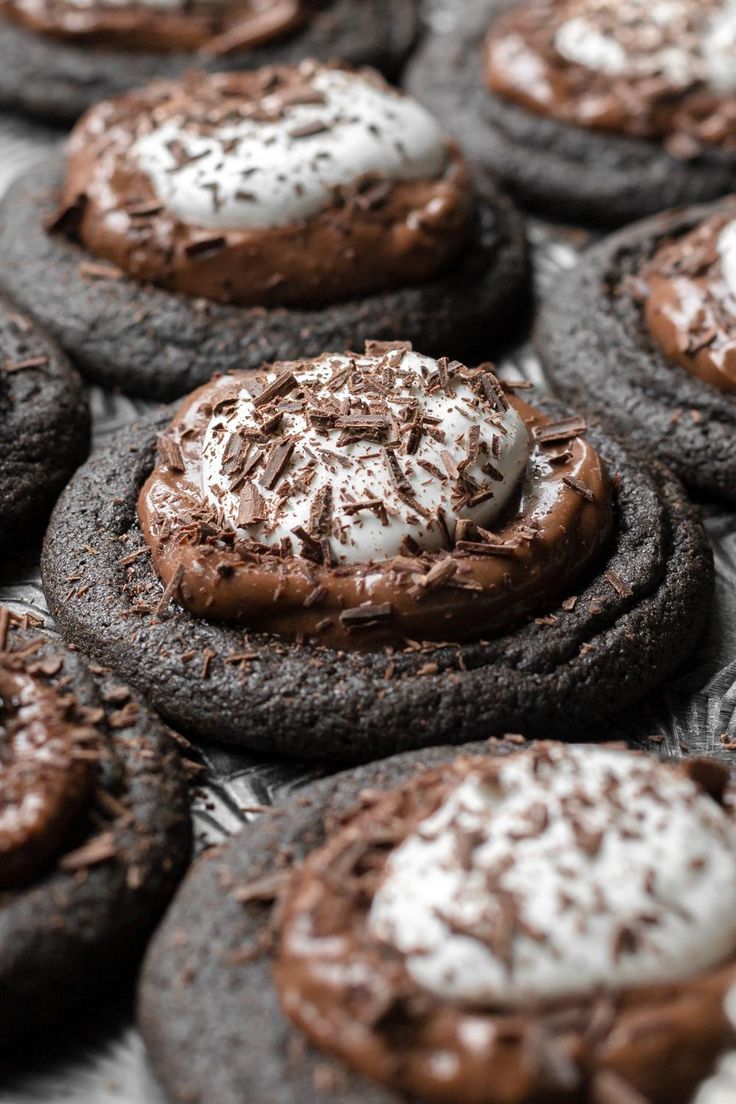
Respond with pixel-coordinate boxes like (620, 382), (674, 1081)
(485, 0), (736, 155)
(0, 640), (99, 890)
(138, 344), (613, 651)
(0, 0), (306, 54)
(275, 745), (736, 1104)
(643, 207), (736, 394)
(53, 62), (474, 308)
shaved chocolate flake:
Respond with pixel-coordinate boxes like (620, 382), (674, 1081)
(59, 831), (117, 871)
(289, 120), (329, 139)
(563, 475), (595, 501)
(233, 870), (291, 904)
(253, 371), (297, 408)
(382, 448), (428, 516)
(184, 236), (227, 258)
(455, 538), (518, 556)
(364, 340), (412, 357)
(340, 603), (393, 627)
(157, 434), (185, 472)
(154, 563), (185, 616)
(260, 439), (295, 490)
(533, 416), (587, 445)
(604, 570), (633, 599)
(237, 484), (267, 526)
(3, 355), (49, 373)
(78, 261), (124, 281)
(478, 371), (509, 412)
(440, 450), (460, 481)
(309, 485), (333, 537)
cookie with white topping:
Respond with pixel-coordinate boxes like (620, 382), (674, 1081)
(138, 739), (736, 1104)
(40, 345), (712, 760)
(407, 0), (736, 226)
(0, 62), (527, 400)
(536, 200), (736, 503)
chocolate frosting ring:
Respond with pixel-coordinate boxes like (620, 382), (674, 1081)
(0, 616), (191, 1045)
(138, 737), (731, 1104)
(0, 293), (89, 552)
(40, 401), (712, 762)
(0, 0), (419, 125)
(537, 202), (736, 503)
(0, 160), (528, 401)
(406, 0), (736, 226)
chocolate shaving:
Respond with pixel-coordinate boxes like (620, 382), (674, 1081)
(260, 439), (295, 490)
(340, 603), (393, 627)
(533, 416), (587, 445)
(563, 475), (595, 501)
(253, 372), (298, 408)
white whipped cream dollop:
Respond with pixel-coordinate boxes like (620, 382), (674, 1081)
(134, 66), (449, 231)
(200, 349), (530, 565)
(555, 0), (736, 94)
(368, 745), (736, 1007)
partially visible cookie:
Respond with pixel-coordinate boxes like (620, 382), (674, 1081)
(536, 202), (736, 503)
(0, 0), (419, 124)
(139, 739), (736, 1104)
(0, 609), (191, 1043)
(407, 0), (736, 226)
(0, 298), (89, 553)
(0, 64), (528, 400)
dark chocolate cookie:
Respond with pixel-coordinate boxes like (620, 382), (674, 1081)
(137, 735), (686, 1104)
(0, 0), (419, 125)
(536, 203), (736, 504)
(0, 610), (192, 1044)
(405, 0), (736, 227)
(39, 402), (713, 762)
(0, 297), (89, 554)
(0, 161), (528, 401)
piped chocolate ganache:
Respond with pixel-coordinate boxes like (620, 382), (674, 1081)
(57, 62), (474, 308)
(0, 0), (306, 53)
(643, 207), (736, 394)
(0, 646), (99, 891)
(485, 0), (736, 155)
(276, 743), (736, 1104)
(139, 344), (612, 650)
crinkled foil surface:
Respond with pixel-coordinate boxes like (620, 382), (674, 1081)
(1, 2), (735, 1099)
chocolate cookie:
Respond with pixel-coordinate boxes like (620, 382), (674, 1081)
(0, 0), (419, 125)
(0, 158), (527, 402)
(0, 297), (89, 554)
(0, 609), (192, 1044)
(138, 740), (736, 1104)
(39, 397), (713, 762)
(536, 203), (736, 504)
(406, 0), (736, 226)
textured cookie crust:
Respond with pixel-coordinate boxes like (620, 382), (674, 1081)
(40, 403), (713, 763)
(0, 162), (528, 401)
(0, 0), (420, 124)
(536, 203), (736, 504)
(0, 618), (192, 1044)
(405, 0), (736, 226)
(137, 734), (679, 1104)
(0, 296), (89, 553)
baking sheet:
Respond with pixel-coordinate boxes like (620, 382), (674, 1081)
(1, 3), (736, 1097)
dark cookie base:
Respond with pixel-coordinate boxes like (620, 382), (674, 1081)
(405, 0), (736, 226)
(0, 619), (191, 1044)
(0, 296), (89, 553)
(137, 734), (679, 1104)
(0, 0), (419, 125)
(40, 403), (713, 763)
(536, 203), (736, 504)
(0, 163), (528, 401)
